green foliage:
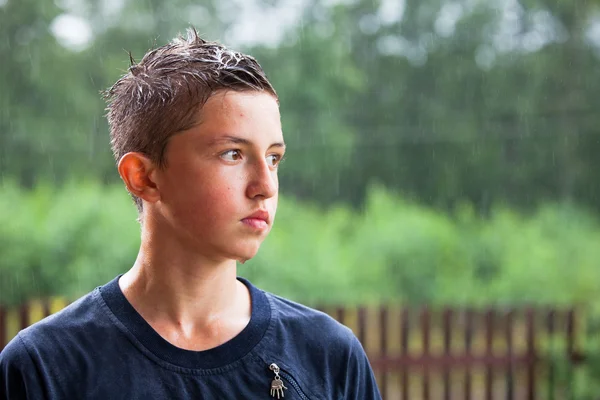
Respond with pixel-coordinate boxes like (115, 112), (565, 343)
(4, 181), (597, 309)
(247, 185), (600, 307)
(0, 180), (140, 305)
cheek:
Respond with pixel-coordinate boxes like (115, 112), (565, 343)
(189, 177), (240, 216)
(193, 184), (235, 209)
(162, 162), (246, 221)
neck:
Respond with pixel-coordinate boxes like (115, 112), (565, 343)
(118, 222), (251, 351)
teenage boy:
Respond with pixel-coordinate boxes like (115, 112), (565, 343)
(0, 29), (381, 399)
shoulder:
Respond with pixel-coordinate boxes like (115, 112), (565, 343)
(1, 332), (31, 368)
(259, 292), (381, 399)
(0, 333), (42, 400)
(0, 289), (105, 399)
(17, 289), (103, 348)
(2, 287), (115, 371)
(262, 291), (367, 371)
(265, 291), (358, 350)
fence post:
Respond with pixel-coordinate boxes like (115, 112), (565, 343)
(546, 309), (556, 400)
(526, 308), (536, 400)
(421, 307), (431, 400)
(442, 308), (452, 400)
(464, 309), (474, 400)
(401, 308), (409, 400)
(379, 306), (388, 399)
(505, 310), (515, 400)
(485, 309), (494, 400)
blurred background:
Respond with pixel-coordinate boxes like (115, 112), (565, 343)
(1, 0), (600, 397)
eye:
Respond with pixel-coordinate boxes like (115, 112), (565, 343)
(221, 150), (242, 161)
(267, 153), (284, 168)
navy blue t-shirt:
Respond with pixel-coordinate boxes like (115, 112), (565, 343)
(0, 276), (381, 399)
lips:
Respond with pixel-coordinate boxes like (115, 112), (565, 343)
(244, 210), (270, 224)
(241, 210), (270, 230)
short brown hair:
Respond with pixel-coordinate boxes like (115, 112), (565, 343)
(104, 28), (277, 212)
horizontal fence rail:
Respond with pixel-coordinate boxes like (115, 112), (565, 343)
(0, 301), (584, 400)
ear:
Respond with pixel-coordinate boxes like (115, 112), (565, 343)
(117, 152), (161, 204)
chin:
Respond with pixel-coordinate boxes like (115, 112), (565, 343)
(229, 244), (262, 264)
(234, 253), (257, 265)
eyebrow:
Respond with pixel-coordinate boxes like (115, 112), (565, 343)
(208, 135), (286, 149)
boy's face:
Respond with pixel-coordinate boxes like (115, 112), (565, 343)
(152, 90), (284, 262)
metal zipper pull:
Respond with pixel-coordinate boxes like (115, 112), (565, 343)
(269, 363), (288, 399)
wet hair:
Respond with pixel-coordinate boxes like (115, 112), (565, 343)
(103, 28), (277, 212)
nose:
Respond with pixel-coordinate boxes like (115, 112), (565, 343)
(246, 158), (278, 199)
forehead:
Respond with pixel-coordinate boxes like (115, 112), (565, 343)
(202, 89), (278, 113)
(193, 90), (282, 141)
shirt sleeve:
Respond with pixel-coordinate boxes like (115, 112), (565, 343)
(343, 334), (382, 399)
(0, 334), (46, 400)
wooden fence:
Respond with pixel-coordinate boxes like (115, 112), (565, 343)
(0, 301), (585, 400)
(317, 306), (585, 400)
